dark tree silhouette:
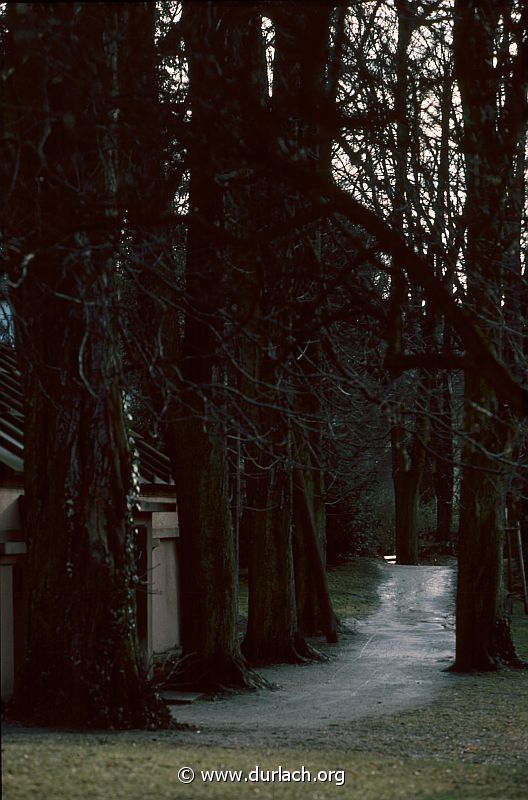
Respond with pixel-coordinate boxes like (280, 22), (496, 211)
(2, 3), (168, 727)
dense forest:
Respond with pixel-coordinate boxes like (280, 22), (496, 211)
(1, 1), (527, 728)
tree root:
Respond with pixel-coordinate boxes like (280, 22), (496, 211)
(449, 616), (528, 672)
(160, 653), (268, 692)
(6, 680), (171, 730)
(448, 656), (500, 674)
(241, 632), (328, 667)
(494, 617), (528, 670)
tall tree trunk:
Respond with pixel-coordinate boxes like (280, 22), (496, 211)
(274, 3), (338, 637)
(118, 2), (182, 396)
(389, 1), (425, 565)
(170, 413), (254, 686)
(3, 4), (168, 727)
(237, 3), (338, 662)
(453, 0), (526, 670)
(432, 370), (454, 549)
(292, 384), (337, 640)
(429, 65), (455, 551)
(456, 376), (510, 670)
(241, 416), (304, 663)
(391, 393), (429, 565)
(292, 454), (338, 642)
(238, 284), (306, 662)
(167, 2), (261, 689)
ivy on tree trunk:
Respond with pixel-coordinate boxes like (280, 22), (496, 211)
(3, 4), (168, 727)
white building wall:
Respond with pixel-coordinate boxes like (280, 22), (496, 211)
(152, 535), (180, 654)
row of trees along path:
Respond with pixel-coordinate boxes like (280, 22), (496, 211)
(2, 1), (527, 727)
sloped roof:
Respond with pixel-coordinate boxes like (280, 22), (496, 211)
(0, 345), (24, 474)
(0, 344), (173, 486)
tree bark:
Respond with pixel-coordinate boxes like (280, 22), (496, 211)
(389, 2), (426, 566)
(166, 2), (262, 690)
(3, 4), (168, 727)
(456, 375), (509, 670)
(240, 344), (308, 664)
(273, 3), (338, 638)
(238, 3), (337, 662)
(241, 438), (305, 663)
(292, 459), (338, 642)
(432, 369), (454, 549)
(428, 64), (456, 551)
(118, 2), (181, 396)
(452, 0), (526, 670)
(170, 414), (256, 687)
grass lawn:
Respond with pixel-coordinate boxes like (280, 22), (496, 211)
(238, 557), (383, 625)
(511, 596), (528, 660)
(3, 728), (527, 800)
(2, 559), (528, 800)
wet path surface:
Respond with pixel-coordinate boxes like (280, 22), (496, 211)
(172, 565), (457, 735)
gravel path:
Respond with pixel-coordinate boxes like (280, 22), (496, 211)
(172, 564), (459, 746)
